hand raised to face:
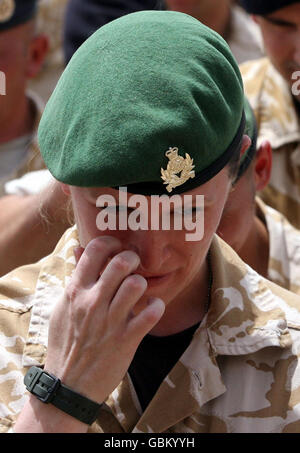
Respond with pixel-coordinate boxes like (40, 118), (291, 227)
(44, 235), (165, 405)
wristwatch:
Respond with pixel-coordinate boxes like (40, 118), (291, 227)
(24, 366), (102, 425)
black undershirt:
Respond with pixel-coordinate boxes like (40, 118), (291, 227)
(128, 322), (200, 412)
(293, 96), (300, 117)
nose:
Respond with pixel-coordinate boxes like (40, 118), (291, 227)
(126, 230), (173, 274)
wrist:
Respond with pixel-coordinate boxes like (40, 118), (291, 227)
(23, 366), (102, 426)
(15, 395), (89, 433)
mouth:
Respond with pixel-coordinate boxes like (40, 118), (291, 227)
(140, 272), (174, 287)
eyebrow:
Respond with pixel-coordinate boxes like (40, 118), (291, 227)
(264, 16), (296, 27)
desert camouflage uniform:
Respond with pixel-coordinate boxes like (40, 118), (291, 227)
(240, 58), (300, 230)
(0, 91), (45, 196)
(1, 227), (300, 432)
(228, 5), (264, 64)
(256, 197), (300, 296)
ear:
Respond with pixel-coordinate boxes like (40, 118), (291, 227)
(60, 183), (71, 196)
(254, 140), (272, 191)
(240, 134), (252, 159)
(26, 34), (49, 79)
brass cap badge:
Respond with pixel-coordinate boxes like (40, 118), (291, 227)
(0, 0), (15, 23)
(161, 147), (195, 193)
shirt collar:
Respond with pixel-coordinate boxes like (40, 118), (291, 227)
(205, 235), (292, 356)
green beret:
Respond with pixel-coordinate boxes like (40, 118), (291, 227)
(38, 10), (245, 195)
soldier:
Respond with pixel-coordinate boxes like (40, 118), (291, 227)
(1, 11), (300, 434)
(165, 0), (264, 63)
(239, 0), (300, 229)
(218, 97), (300, 295)
(64, 0), (165, 64)
(0, 0), (49, 196)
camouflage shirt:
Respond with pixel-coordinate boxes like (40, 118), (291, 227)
(256, 198), (300, 296)
(240, 58), (300, 230)
(1, 227), (300, 433)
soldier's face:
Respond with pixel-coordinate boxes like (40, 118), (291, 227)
(217, 164), (256, 252)
(67, 167), (232, 309)
(0, 23), (30, 121)
(0, 21), (48, 130)
(255, 3), (300, 96)
(166, 0), (228, 16)
(217, 140), (272, 254)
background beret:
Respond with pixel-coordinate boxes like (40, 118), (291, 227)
(64, 0), (165, 64)
(0, 0), (37, 32)
(38, 10), (245, 195)
(240, 0), (300, 15)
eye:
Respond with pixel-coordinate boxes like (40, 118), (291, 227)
(267, 17), (297, 30)
(184, 207), (203, 215)
(115, 205), (127, 213)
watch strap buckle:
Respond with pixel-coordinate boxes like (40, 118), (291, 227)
(24, 366), (61, 403)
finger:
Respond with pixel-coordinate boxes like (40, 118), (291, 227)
(72, 236), (122, 287)
(95, 250), (141, 304)
(127, 297), (165, 342)
(108, 274), (147, 323)
(74, 246), (85, 265)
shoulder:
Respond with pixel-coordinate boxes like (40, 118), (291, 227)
(229, 6), (264, 64)
(214, 233), (300, 324)
(240, 58), (299, 147)
(0, 226), (78, 431)
(256, 198), (300, 296)
(0, 226), (78, 314)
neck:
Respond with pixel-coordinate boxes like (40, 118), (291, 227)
(150, 255), (211, 336)
(238, 214), (269, 278)
(0, 95), (34, 145)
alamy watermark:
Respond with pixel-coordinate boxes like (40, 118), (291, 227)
(292, 71), (300, 96)
(0, 71), (6, 95)
(95, 187), (205, 241)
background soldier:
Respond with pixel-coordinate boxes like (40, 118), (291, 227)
(0, 0), (48, 196)
(240, 0), (300, 229)
(218, 97), (300, 295)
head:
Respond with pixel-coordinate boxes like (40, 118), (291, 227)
(165, 0), (232, 36)
(63, 0), (164, 64)
(241, 0), (300, 97)
(38, 11), (248, 306)
(165, 0), (231, 15)
(61, 137), (249, 308)
(0, 0), (49, 128)
(217, 100), (272, 253)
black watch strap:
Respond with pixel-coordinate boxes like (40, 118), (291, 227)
(24, 366), (102, 425)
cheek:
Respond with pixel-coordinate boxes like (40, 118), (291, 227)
(218, 190), (255, 249)
(72, 201), (101, 246)
(203, 193), (231, 236)
(262, 29), (294, 63)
